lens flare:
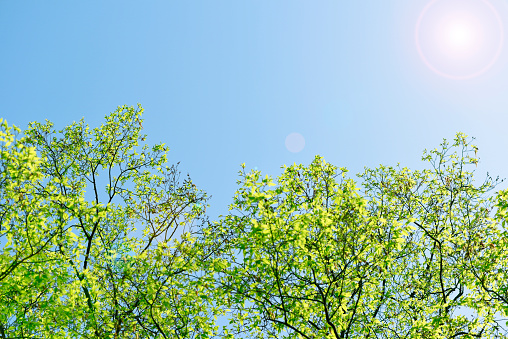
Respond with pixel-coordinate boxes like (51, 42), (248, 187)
(285, 133), (305, 153)
(446, 22), (474, 49)
(415, 0), (503, 79)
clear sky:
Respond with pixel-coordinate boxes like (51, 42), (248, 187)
(2, 0), (508, 220)
(2, 0), (508, 332)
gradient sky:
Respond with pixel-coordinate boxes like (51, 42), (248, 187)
(2, 0), (508, 220)
(2, 0), (508, 330)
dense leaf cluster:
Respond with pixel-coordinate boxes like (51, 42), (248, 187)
(1, 106), (507, 338)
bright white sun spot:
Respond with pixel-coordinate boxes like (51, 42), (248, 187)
(446, 22), (475, 48)
(438, 17), (482, 58)
(415, 0), (503, 79)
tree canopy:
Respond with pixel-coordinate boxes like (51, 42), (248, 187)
(1, 106), (508, 338)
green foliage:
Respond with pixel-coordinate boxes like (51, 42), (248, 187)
(0, 105), (220, 338)
(207, 133), (507, 338)
(1, 107), (508, 339)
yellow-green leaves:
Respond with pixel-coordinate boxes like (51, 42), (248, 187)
(3, 116), (507, 339)
(206, 133), (504, 339)
(0, 106), (221, 339)
(211, 155), (402, 338)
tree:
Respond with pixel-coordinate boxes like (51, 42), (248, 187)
(358, 133), (503, 338)
(0, 118), (70, 337)
(207, 133), (505, 338)
(466, 183), (508, 332)
(0, 105), (221, 338)
(2, 107), (507, 339)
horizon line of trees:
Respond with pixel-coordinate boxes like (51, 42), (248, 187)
(1, 105), (508, 338)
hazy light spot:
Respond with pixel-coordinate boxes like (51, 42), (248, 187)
(445, 21), (475, 50)
(285, 133), (305, 153)
(415, 0), (503, 79)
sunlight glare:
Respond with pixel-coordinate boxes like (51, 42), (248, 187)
(415, 0), (503, 79)
(446, 21), (475, 50)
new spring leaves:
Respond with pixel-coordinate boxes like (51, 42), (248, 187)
(1, 106), (508, 338)
(0, 106), (216, 339)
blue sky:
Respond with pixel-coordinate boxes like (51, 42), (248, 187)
(3, 0), (508, 332)
(2, 0), (508, 222)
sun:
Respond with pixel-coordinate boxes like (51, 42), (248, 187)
(437, 15), (482, 58)
(445, 21), (475, 50)
(415, 0), (503, 79)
